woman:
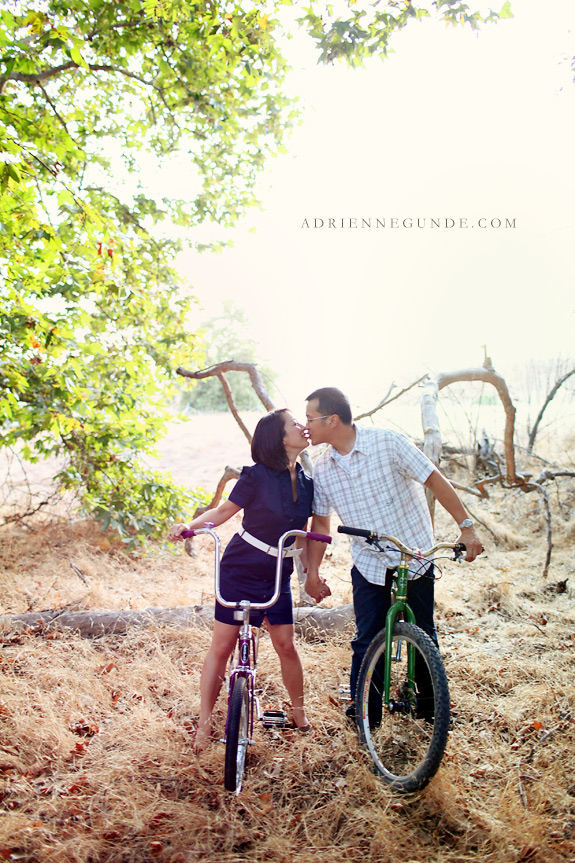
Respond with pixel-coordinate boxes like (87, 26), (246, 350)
(167, 409), (320, 752)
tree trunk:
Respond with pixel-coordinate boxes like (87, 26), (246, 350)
(0, 603), (355, 641)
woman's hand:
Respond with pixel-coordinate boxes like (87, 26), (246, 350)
(304, 572), (332, 603)
(166, 523), (189, 542)
(166, 500), (242, 544)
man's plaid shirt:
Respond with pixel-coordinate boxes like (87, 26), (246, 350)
(312, 426), (436, 583)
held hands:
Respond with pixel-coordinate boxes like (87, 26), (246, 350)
(304, 572), (332, 603)
(458, 526), (484, 562)
(165, 523), (189, 543)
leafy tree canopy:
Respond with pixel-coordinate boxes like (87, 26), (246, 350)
(0, 0), (505, 542)
(299, 0), (513, 66)
(0, 0), (296, 540)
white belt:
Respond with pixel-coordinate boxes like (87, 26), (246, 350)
(238, 528), (302, 558)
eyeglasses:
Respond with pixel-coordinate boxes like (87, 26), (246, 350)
(305, 415), (331, 426)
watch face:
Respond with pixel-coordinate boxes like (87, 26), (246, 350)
(460, 519), (473, 529)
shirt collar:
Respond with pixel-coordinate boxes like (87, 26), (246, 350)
(329, 424), (370, 460)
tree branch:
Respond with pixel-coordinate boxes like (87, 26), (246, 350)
(522, 481), (553, 578)
(177, 361), (276, 412)
(216, 372), (253, 444)
(534, 469), (575, 484)
(37, 82), (74, 140)
(354, 375), (427, 421)
(422, 366), (522, 483)
(1, 61), (77, 90)
(1, 62), (160, 92)
(527, 368), (575, 454)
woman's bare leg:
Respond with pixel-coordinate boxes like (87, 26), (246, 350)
(267, 622), (309, 729)
(195, 620), (239, 751)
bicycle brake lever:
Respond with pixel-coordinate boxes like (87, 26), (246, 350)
(453, 542), (466, 561)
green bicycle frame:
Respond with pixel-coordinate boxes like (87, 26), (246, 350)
(383, 553), (416, 708)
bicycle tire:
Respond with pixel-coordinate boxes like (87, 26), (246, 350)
(224, 676), (250, 793)
(355, 621), (450, 793)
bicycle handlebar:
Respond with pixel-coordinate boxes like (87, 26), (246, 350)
(180, 526), (332, 610)
(337, 525), (465, 558)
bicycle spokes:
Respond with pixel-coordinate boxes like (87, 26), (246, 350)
(356, 623), (450, 793)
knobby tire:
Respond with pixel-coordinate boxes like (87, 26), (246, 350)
(224, 676), (250, 792)
(356, 621), (450, 793)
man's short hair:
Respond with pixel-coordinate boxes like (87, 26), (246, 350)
(306, 387), (352, 425)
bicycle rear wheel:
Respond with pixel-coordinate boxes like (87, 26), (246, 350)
(224, 676), (250, 793)
(355, 621), (450, 793)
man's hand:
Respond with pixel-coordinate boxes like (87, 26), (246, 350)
(457, 526), (483, 562)
(304, 572), (332, 603)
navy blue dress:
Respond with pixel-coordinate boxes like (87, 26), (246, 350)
(215, 462), (314, 627)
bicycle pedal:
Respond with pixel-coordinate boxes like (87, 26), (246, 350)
(337, 686), (352, 704)
(260, 709), (290, 729)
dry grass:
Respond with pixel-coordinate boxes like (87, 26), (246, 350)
(2, 416), (575, 863)
(1, 509), (575, 863)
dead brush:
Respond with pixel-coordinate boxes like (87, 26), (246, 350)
(1, 503), (575, 863)
(1, 597), (575, 863)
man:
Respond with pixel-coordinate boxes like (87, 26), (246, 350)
(303, 386), (483, 716)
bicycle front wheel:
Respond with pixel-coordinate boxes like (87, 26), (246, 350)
(224, 675), (250, 793)
(356, 621), (450, 793)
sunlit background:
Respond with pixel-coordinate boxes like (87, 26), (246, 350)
(172, 0), (575, 415)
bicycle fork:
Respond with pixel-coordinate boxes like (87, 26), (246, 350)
(224, 619), (258, 744)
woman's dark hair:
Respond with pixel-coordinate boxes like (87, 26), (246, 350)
(251, 409), (290, 470)
(306, 387), (352, 425)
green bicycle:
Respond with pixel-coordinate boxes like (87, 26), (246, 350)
(338, 525), (466, 793)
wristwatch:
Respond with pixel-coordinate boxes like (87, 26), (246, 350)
(458, 518), (474, 529)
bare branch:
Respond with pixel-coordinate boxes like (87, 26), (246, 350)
(527, 367), (575, 454)
(422, 366), (522, 484)
(522, 481), (552, 578)
(217, 372), (252, 443)
(177, 361), (276, 412)
(534, 469), (575, 484)
(69, 562), (89, 587)
(0, 491), (61, 527)
(354, 375), (427, 421)
(447, 478), (489, 498)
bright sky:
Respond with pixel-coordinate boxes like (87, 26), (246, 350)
(174, 0), (575, 414)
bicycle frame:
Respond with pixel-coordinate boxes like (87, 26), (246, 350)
(384, 552), (418, 710)
(337, 526), (464, 715)
(181, 525), (331, 742)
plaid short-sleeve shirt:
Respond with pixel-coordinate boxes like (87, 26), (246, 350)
(312, 426), (436, 583)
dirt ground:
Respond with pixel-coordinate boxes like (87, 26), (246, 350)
(1, 414), (574, 863)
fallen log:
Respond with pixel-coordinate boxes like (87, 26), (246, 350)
(0, 603), (355, 641)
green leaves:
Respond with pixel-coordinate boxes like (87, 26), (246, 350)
(298, 1), (508, 65)
(2, 2), (295, 540)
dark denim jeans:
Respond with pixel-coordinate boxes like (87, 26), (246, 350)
(349, 564), (437, 703)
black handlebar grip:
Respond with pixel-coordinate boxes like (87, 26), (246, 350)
(337, 525), (373, 539)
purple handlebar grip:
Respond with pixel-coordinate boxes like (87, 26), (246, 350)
(180, 522), (214, 539)
(306, 532), (332, 544)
